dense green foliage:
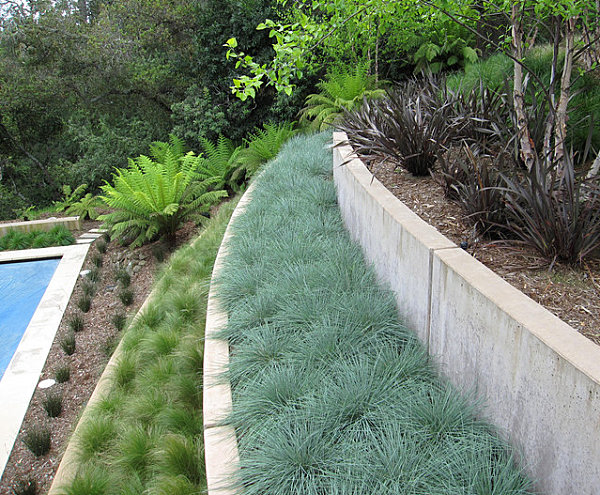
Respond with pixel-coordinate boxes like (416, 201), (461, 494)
(56, 199), (236, 495)
(216, 133), (532, 494)
(231, 122), (296, 183)
(0, 0), (304, 220)
(299, 64), (386, 131)
(446, 48), (600, 155)
(98, 140), (227, 247)
(0, 225), (74, 251)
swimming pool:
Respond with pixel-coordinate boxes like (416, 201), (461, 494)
(0, 258), (61, 378)
(0, 244), (91, 479)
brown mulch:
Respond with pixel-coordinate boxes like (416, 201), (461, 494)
(0, 219), (201, 495)
(372, 159), (600, 346)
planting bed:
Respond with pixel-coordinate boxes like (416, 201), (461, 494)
(46, 201), (237, 495)
(368, 158), (600, 346)
(213, 133), (532, 494)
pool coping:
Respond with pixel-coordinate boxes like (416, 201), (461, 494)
(0, 243), (91, 479)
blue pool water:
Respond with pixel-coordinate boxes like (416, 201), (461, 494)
(0, 258), (60, 379)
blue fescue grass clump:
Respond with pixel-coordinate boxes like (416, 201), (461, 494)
(57, 198), (238, 495)
(216, 132), (533, 495)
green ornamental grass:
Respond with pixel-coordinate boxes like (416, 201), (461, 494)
(58, 197), (237, 495)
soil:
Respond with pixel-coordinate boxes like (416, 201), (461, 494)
(371, 158), (600, 346)
(0, 218), (201, 495)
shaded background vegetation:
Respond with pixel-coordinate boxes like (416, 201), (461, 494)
(0, 0), (501, 220)
(0, 0), (309, 218)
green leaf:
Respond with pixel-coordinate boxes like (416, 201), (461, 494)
(462, 46), (478, 64)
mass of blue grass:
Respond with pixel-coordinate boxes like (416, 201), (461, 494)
(57, 198), (238, 495)
(216, 132), (533, 495)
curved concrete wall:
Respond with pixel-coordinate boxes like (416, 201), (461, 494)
(332, 132), (600, 495)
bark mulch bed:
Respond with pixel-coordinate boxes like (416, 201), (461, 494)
(372, 159), (600, 347)
(0, 219), (200, 495)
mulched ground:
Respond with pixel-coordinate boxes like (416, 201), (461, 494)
(372, 158), (600, 346)
(0, 219), (200, 495)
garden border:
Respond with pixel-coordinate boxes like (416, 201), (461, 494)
(203, 184), (256, 495)
(332, 131), (600, 495)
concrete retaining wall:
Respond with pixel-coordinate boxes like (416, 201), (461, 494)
(0, 217), (81, 237)
(332, 131), (600, 494)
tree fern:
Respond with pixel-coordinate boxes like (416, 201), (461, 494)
(98, 146), (227, 247)
(197, 136), (243, 191)
(299, 64), (387, 131)
(66, 193), (102, 220)
(232, 123), (296, 182)
(149, 134), (187, 165)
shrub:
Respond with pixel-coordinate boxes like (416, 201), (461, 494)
(338, 81), (460, 176)
(152, 243), (168, 262)
(77, 294), (92, 313)
(55, 366), (71, 383)
(23, 426), (51, 457)
(68, 314), (85, 332)
(112, 312), (127, 331)
(60, 332), (76, 355)
(501, 157), (600, 263)
(81, 279), (96, 298)
(119, 288), (134, 306)
(53, 184), (88, 213)
(103, 336), (119, 358)
(436, 145), (512, 238)
(96, 239), (107, 254)
(88, 267), (101, 283)
(0, 226), (74, 251)
(66, 193), (102, 220)
(43, 391), (63, 418)
(230, 123), (296, 183)
(114, 268), (131, 287)
(11, 477), (37, 495)
(196, 136), (243, 191)
(98, 141), (227, 247)
(91, 253), (103, 268)
(299, 63), (386, 131)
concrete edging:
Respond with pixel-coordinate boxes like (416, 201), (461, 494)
(203, 184), (256, 495)
(0, 217), (81, 237)
(332, 131), (600, 494)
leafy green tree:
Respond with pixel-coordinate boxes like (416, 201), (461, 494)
(224, 0), (480, 99)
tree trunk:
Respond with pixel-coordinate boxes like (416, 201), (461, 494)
(553, 16), (577, 171)
(511, 3), (536, 170)
(587, 150), (600, 179)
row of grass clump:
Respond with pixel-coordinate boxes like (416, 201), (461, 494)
(215, 132), (533, 495)
(54, 199), (237, 495)
(0, 226), (74, 251)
